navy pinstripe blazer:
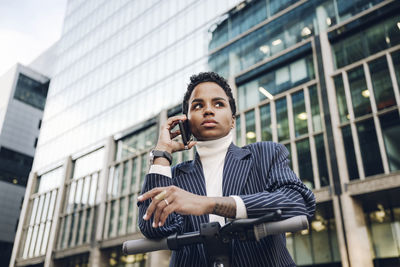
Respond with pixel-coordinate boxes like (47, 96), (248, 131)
(138, 141), (315, 267)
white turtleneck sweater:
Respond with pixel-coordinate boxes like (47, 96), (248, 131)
(149, 131), (247, 226)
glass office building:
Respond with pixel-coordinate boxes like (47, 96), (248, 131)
(10, 0), (400, 267)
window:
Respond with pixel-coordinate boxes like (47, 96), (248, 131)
(332, 15), (400, 68)
(368, 57), (396, 110)
(260, 104), (272, 141)
(296, 138), (314, 189)
(14, 74), (49, 110)
(379, 111), (400, 172)
(245, 110), (256, 144)
(347, 66), (371, 118)
(333, 74), (349, 123)
(276, 97), (289, 142)
(292, 90), (308, 137)
(356, 118), (383, 177)
(341, 126), (359, 180)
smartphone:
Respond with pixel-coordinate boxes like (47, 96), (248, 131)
(178, 120), (192, 146)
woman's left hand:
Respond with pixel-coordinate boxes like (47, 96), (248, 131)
(138, 186), (213, 228)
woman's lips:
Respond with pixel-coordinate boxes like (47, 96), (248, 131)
(202, 120), (217, 127)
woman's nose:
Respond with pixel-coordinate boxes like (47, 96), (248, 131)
(203, 104), (214, 116)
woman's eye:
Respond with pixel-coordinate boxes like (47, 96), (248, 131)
(215, 102), (224, 107)
(193, 103), (202, 109)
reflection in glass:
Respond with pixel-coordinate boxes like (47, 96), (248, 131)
(83, 210), (91, 243)
(356, 118), (383, 177)
(29, 226), (38, 257)
(296, 139), (314, 189)
(68, 214), (75, 247)
(276, 97), (289, 141)
(245, 110), (256, 144)
(315, 134), (329, 187)
(333, 74), (349, 123)
(115, 125), (157, 161)
(348, 66), (372, 117)
(108, 201), (116, 237)
(74, 179), (83, 209)
(369, 57), (396, 110)
(292, 90), (308, 137)
(121, 161), (129, 194)
(82, 177), (90, 206)
(118, 200), (125, 235)
(75, 211), (83, 245)
(127, 195), (135, 233)
(130, 159), (137, 192)
(309, 85), (322, 132)
(379, 111), (400, 171)
(260, 104), (272, 141)
(367, 205), (399, 258)
(210, 2), (316, 76)
(88, 173), (98, 205)
(341, 125), (359, 180)
(284, 143), (292, 169)
(35, 223), (44, 256)
(140, 156), (147, 188)
(112, 165), (120, 197)
(333, 15), (400, 68)
(236, 115), (241, 147)
(73, 148), (104, 179)
(36, 167), (64, 193)
(41, 222), (51, 255)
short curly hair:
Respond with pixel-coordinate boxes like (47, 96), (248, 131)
(182, 72), (236, 116)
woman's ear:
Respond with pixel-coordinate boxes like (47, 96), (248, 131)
(231, 116), (235, 129)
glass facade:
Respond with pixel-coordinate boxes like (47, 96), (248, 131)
(12, 1), (400, 267)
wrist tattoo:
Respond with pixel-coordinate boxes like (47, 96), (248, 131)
(212, 197), (236, 218)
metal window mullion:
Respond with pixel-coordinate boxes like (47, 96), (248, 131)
(363, 63), (390, 174)
(342, 71), (365, 179)
(386, 52), (400, 110)
(287, 94), (299, 176)
(304, 87), (320, 189)
(255, 106), (262, 142)
(132, 194), (139, 233)
(270, 100), (278, 143)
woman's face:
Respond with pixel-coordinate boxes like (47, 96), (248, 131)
(187, 82), (235, 141)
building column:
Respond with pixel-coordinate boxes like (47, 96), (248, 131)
(90, 137), (115, 267)
(9, 172), (37, 267)
(316, 7), (374, 266)
(45, 157), (73, 267)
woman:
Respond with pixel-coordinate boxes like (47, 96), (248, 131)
(138, 72), (315, 266)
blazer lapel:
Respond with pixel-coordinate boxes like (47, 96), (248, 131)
(223, 143), (253, 196)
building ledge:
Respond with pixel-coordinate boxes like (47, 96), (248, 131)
(345, 171), (400, 196)
(53, 244), (90, 259)
(16, 255), (44, 266)
(100, 232), (144, 249)
(313, 186), (332, 203)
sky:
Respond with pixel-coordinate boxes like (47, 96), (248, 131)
(0, 0), (67, 76)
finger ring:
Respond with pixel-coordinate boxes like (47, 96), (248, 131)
(155, 190), (167, 200)
(184, 145), (188, 150)
(164, 199), (169, 206)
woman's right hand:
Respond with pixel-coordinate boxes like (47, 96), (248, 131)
(154, 115), (196, 154)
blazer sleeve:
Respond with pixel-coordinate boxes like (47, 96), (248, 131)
(240, 142), (315, 219)
(137, 172), (184, 239)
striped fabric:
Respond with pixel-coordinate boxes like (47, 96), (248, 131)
(138, 142), (316, 267)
